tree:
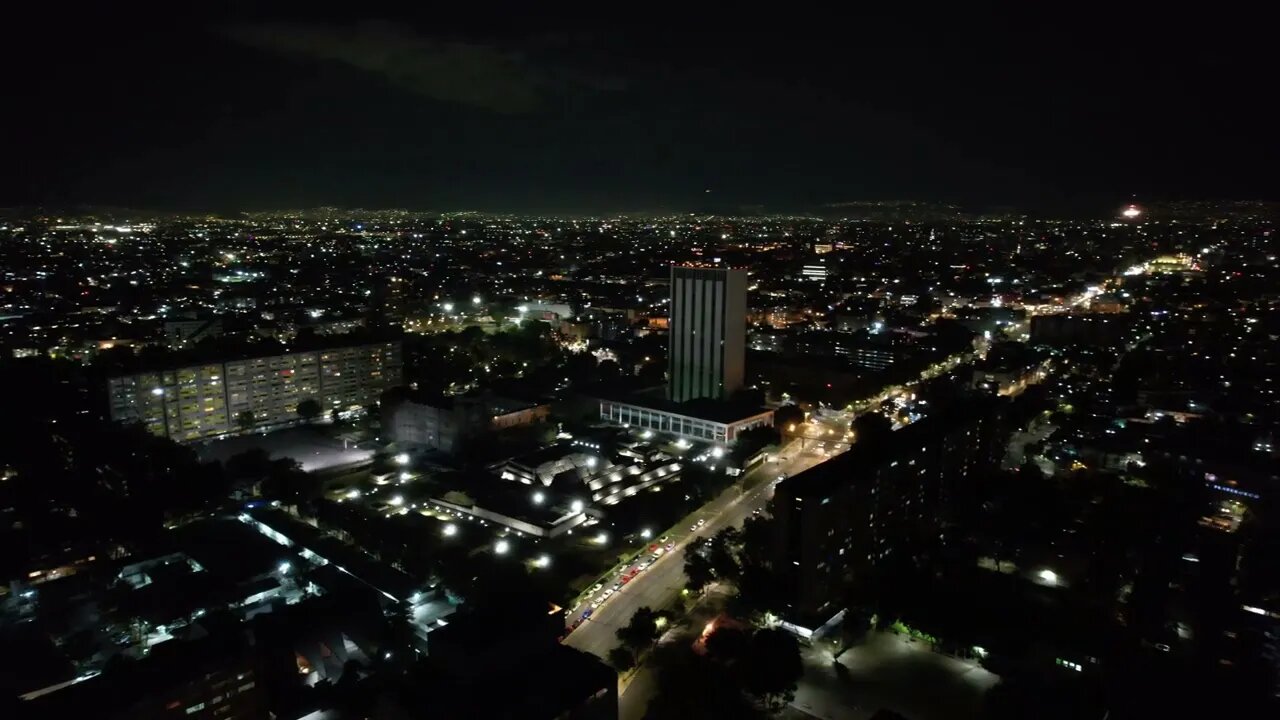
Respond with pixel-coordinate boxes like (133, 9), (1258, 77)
(774, 404), (804, 432)
(742, 628), (803, 711)
(259, 458), (313, 504)
(705, 626), (750, 660)
(684, 546), (716, 592)
(707, 527), (743, 584)
(236, 410), (255, 433)
(225, 447), (272, 480)
(608, 645), (636, 672)
(297, 398), (322, 424)
(617, 606), (662, 650)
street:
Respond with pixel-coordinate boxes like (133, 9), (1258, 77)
(562, 441), (829, 713)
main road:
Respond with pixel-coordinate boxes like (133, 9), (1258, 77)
(562, 440), (832, 703)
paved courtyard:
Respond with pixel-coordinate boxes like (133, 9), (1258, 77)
(787, 631), (999, 720)
(196, 427), (374, 472)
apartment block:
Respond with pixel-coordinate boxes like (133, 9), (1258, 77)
(107, 341), (401, 442)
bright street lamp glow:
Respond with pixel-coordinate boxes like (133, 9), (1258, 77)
(278, 562), (291, 574)
(570, 500), (585, 513)
(472, 295), (481, 305)
(640, 528), (652, 539)
(595, 532), (609, 545)
(151, 387), (165, 397)
(532, 491), (545, 505)
(442, 302), (454, 312)
(1122, 205), (1142, 218)
(345, 488), (361, 499)
(495, 539), (510, 555)
(395, 453), (410, 466)
(535, 554), (551, 568)
(389, 495), (404, 507)
(586, 457), (598, 469)
(442, 524), (457, 537)
(711, 446), (725, 459)
(1038, 569), (1059, 586)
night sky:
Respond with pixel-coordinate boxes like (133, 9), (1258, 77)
(5, 13), (1274, 214)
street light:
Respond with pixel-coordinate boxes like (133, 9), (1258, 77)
(395, 453), (410, 466)
(442, 302), (454, 313)
(595, 532), (609, 545)
(442, 524), (457, 537)
(640, 528), (652, 539)
(472, 295), (482, 305)
(278, 562), (291, 574)
(535, 554), (551, 569)
(495, 539), (510, 555)
(1038, 569), (1059, 586)
(570, 499), (585, 513)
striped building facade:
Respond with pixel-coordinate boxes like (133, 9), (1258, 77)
(668, 266), (747, 402)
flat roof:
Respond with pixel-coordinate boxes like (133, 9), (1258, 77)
(596, 388), (772, 425)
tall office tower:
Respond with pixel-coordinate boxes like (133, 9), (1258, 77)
(668, 265), (747, 402)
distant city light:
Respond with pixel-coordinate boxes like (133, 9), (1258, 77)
(151, 387), (164, 397)
(1122, 205), (1142, 218)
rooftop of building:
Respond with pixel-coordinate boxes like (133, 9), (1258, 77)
(594, 386), (772, 424)
(779, 402), (996, 500)
(99, 328), (402, 376)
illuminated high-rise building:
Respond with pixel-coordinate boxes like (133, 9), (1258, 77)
(668, 265), (746, 402)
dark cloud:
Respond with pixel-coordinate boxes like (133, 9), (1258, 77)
(224, 21), (550, 114)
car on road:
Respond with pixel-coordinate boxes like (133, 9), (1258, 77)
(691, 518), (705, 531)
(589, 583), (603, 593)
(621, 576), (632, 585)
(658, 535), (669, 544)
(665, 542), (675, 551)
(638, 562), (651, 571)
(581, 609), (593, 619)
(752, 508), (762, 516)
(611, 582), (621, 592)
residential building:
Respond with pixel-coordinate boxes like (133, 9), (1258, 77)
(668, 265), (747, 402)
(107, 340), (402, 442)
(770, 405), (999, 627)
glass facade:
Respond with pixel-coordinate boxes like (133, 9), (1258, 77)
(598, 401), (771, 442)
